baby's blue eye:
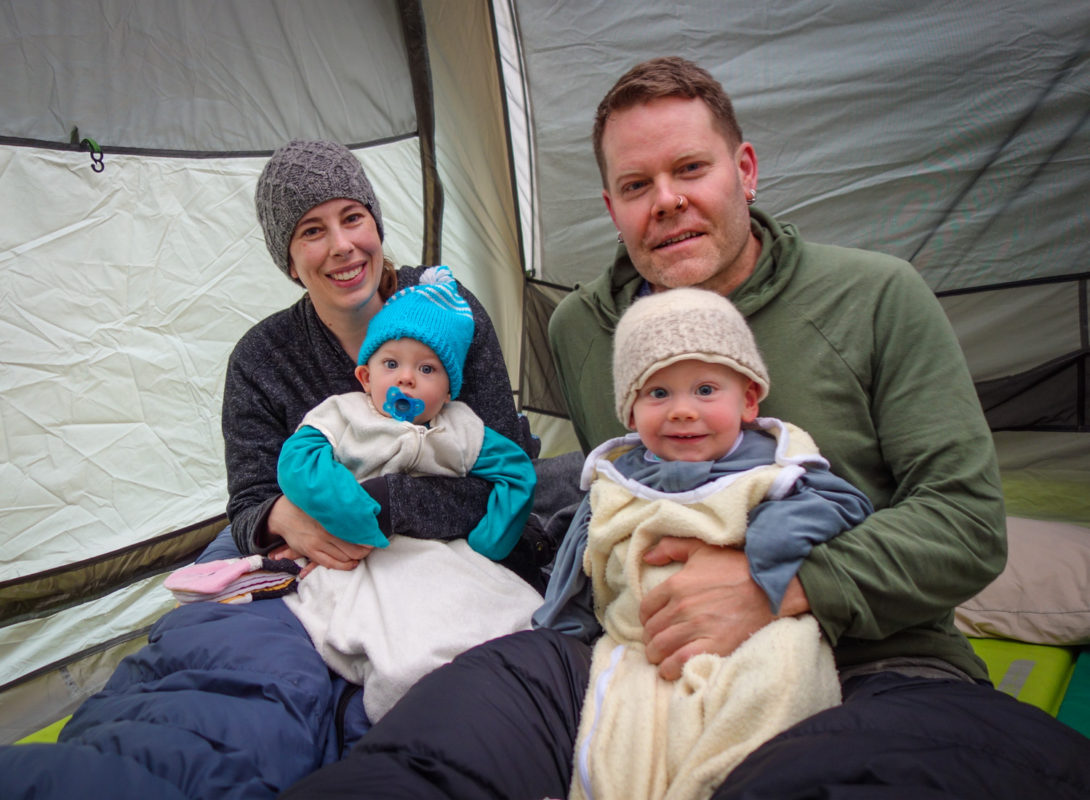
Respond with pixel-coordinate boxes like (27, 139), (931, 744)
(649, 387), (668, 399)
(420, 364), (434, 374)
(696, 384), (715, 396)
(382, 358), (398, 369)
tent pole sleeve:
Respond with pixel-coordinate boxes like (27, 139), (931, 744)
(398, 0), (443, 266)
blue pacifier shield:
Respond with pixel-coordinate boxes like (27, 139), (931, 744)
(384, 386), (425, 422)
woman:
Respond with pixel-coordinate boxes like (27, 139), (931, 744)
(0, 140), (538, 800)
(224, 138), (532, 569)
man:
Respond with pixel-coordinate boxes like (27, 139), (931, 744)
(281, 57), (1090, 800)
(550, 56), (997, 684)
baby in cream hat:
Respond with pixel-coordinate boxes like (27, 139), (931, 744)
(611, 287), (770, 462)
(535, 287), (874, 800)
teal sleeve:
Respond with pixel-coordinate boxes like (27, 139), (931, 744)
(276, 426), (389, 547)
(465, 426), (537, 560)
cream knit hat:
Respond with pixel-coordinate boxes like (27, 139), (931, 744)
(612, 288), (770, 427)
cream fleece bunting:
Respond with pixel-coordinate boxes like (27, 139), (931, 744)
(571, 419), (842, 800)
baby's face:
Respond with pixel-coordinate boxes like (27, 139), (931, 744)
(356, 338), (450, 424)
(631, 359), (759, 462)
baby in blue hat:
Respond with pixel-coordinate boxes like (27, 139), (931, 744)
(275, 265), (542, 722)
(277, 265), (533, 558)
(354, 263), (476, 425)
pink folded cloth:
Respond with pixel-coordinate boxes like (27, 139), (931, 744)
(165, 555), (304, 604)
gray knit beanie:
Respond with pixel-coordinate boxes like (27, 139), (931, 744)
(255, 140), (384, 281)
(612, 288), (770, 428)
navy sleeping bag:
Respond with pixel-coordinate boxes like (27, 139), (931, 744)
(0, 597), (368, 799)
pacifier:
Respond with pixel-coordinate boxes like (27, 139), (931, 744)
(384, 386), (425, 422)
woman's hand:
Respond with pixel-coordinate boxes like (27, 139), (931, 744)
(267, 495), (374, 576)
(638, 538), (810, 680)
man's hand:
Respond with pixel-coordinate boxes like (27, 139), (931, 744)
(639, 537), (808, 680)
(267, 495), (373, 577)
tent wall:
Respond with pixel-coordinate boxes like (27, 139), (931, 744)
(423, 0), (525, 381)
(508, 0), (1090, 518)
(0, 1), (417, 151)
(0, 0), (528, 742)
(506, 1), (1090, 292)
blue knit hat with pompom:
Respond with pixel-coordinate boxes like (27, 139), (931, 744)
(357, 266), (475, 398)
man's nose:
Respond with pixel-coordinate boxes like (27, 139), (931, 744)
(653, 184), (685, 219)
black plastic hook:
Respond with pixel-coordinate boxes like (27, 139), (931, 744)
(81, 138), (105, 172)
(71, 128), (105, 173)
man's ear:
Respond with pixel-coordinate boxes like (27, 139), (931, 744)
(741, 379), (761, 423)
(355, 364), (370, 393)
(736, 140), (759, 196)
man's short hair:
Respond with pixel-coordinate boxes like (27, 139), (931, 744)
(592, 56), (743, 186)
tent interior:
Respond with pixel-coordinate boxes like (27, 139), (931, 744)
(2, 0), (1088, 744)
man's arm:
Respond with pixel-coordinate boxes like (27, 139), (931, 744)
(789, 262), (1006, 649)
